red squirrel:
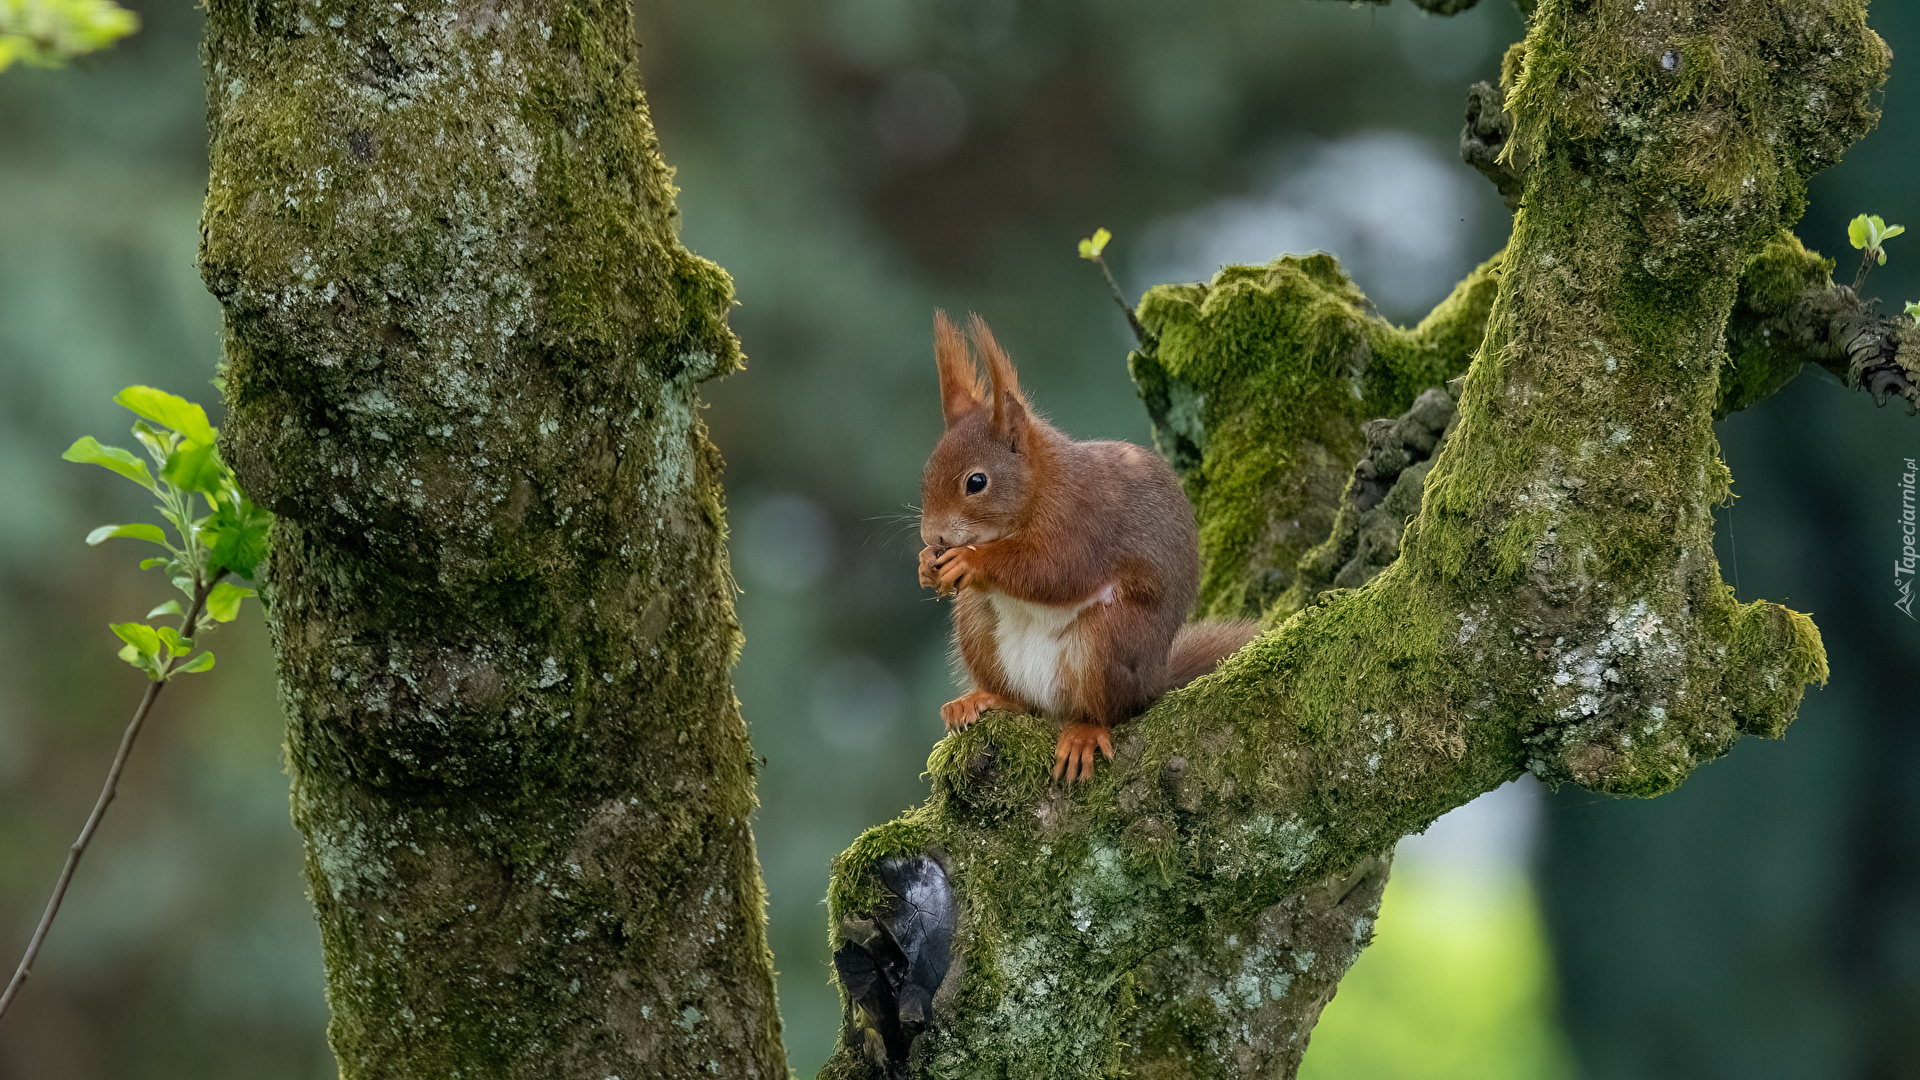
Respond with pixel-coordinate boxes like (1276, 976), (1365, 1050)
(917, 312), (1259, 782)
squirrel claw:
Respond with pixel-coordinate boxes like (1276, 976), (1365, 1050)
(1051, 723), (1115, 784)
(942, 690), (1014, 731)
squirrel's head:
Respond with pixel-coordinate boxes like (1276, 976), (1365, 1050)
(920, 311), (1036, 550)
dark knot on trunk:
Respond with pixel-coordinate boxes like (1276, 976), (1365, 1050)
(832, 854), (959, 1078)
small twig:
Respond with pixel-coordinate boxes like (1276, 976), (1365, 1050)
(1854, 251), (1875, 293)
(0, 572), (222, 1023)
(1090, 253), (1153, 352)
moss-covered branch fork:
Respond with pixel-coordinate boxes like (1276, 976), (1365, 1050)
(200, 0), (782, 1075)
(822, 3), (1897, 1077)
(1465, 76), (1920, 417)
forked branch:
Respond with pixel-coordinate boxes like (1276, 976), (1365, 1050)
(819, 2), (1888, 1077)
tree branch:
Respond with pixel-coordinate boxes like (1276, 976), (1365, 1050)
(1462, 79), (1527, 211)
(1322, 0), (1488, 15)
(0, 576), (215, 1021)
(1722, 231), (1920, 416)
(1127, 251), (1505, 620)
(821, 3), (1886, 1077)
(1465, 81), (1920, 419)
(1284, 235), (1920, 626)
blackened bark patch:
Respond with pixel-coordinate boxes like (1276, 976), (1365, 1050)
(833, 855), (957, 1078)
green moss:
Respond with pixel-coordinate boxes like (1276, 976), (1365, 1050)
(1133, 251), (1504, 618)
(1507, 0), (1885, 219)
(1718, 230), (1837, 416)
(1739, 231), (1835, 315)
(827, 807), (941, 940)
(1724, 596), (1829, 739)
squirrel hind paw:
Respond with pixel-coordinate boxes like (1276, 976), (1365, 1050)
(1051, 722), (1114, 783)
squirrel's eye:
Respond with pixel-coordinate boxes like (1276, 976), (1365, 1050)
(966, 473), (988, 494)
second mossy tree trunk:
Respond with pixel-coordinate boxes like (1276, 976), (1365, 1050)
(199, 0), (784, 1076)
(821, 2), (1905, 1078)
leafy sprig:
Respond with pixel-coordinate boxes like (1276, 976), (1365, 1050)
(62, 386), (271, 679)
(2, 386), (272, 1025)
(1848, 213), (1906, 292)
(0, 0), (137, 72)
(1076, 227), (1152, 350)
(1077, 227), (1112, 262)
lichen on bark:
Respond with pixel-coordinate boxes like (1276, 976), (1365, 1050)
(199, 0), (782, 1075)
(820, 2), (1891, 1077)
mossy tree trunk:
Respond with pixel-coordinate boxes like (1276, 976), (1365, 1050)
(823, 2), (1910, 1078)
(199, 0), (783, 1076)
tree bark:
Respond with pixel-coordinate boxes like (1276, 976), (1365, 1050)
(821, 2), (1894, 1077)
(199, 0), (783, 1075)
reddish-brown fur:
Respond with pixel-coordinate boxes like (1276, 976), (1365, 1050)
(917, 311), (1258, 781)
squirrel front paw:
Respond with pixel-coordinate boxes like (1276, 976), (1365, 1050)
(930, 545), (985, 594)
(1052, 722), (1115, 784)
(918, 545), (946, 591)
(941, 690), (1016, 731)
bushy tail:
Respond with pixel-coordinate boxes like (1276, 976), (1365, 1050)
(1165, 619), (1261, 689)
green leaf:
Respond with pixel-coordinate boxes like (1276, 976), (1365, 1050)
(116, 642), (158, 677)
(129, 420), (172, 463)
(161, 439), (222, 494)
(0, 0), (139, 72)
(1850, 214), (1872, 250)
(154, 626), (192, 653)
(62, 436), (155, 491)
(139, 557), (170, 570)
(147, 599), (183, 618)
(114, 386), (216, 446)
(172, 652), (215, 675)
(85, 522), (168, 547)
(1905, 301), (1920, 320)
(1078, 227), (1112, 261)
(110, 621), (161, 652)
(1850, 214), (1904, 260)
(206, 498), (273, 578)
(205, 580), (256, 623)
(110, 622), (166, 680)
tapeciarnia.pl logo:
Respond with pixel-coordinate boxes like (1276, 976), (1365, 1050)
(1899, 457), (1917, 620)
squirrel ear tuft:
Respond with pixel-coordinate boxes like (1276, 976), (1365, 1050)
(968, 314), (1028, 441)
(934, 310), (985, 428)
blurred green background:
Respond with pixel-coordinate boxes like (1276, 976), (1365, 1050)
(2, 1), (1916, 1077)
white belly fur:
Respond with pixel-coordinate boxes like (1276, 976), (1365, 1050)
(987, 585), (1114, 716)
